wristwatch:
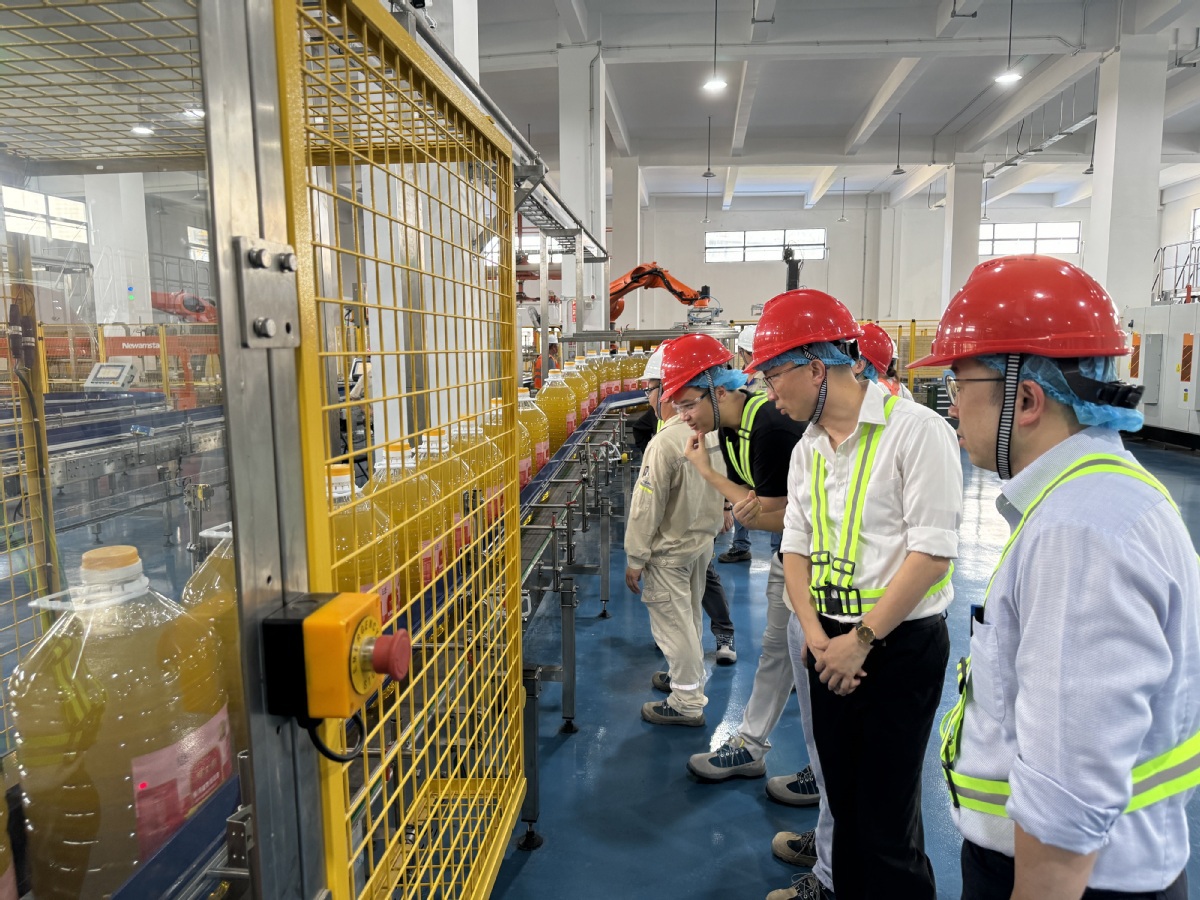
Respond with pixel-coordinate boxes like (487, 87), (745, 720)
(854, 621), (877, 648)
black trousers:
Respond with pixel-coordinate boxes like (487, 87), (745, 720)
(807, 613), (950, 900)
(701, 553), (734, 640)
(961, 840), (1188, 900)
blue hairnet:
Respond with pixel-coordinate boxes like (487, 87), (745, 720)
(756, 341), (856, 374)
(688, 365), (748, 392)
(977, 354), (1144, 432)
(860, 361), (880, 383)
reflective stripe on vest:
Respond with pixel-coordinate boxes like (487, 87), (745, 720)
(808, 395), (953, 617)
(724, 391), (770, 488)
(940, 453), (1200, 817)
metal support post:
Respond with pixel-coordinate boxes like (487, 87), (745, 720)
(564, 505), (576, 565)
(559, 575), (578, 733)
(599, 497), (611, 619)
(517, 665), (544, 851)
(87, 478), (103, 544)
(185, 482), (215, 571)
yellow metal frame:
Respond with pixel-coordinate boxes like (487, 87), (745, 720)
(873, 319), (941, 391)
(276, 0), (522, 896)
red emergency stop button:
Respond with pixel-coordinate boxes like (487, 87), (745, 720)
(371, 630), (411, 681)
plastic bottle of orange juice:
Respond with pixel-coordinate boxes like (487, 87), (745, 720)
(450, 422), (506, 526)
(328, 463), (399, 624)
(562, 362), (590, 423)
(367, 445), (445, 603)
(577, 352), (600, 414)
(416, 428), (474, 562)
(483, 399), (533, 488)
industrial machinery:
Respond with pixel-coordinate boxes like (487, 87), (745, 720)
(608, 262), (724, 325)
(151, 290), (218, 324)
(1122, 301), (1200, 444)
(81, 357), (138, 391)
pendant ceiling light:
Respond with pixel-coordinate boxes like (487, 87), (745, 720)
(837, 176), (848, 223)
(703, 0), (726, 92)
(995, 0), (1022, 84)
(703, 115), (716, 179)
(892, 112), (906, 176)
(981, 177), (990, 221)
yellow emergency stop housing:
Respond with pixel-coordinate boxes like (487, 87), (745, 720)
(262, 591), (383, 722)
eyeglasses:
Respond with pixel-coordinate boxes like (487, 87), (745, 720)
(672, 389), (711, 414)
(642, 384), (661, 400)
(762, 363), (802, 392)
(942, 372), (1003, 405)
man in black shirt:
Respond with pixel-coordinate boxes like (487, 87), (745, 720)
(659, 334), (817, 788)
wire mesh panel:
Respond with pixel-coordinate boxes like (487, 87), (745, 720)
(37, 324), (103, 393)
(277, 1), (522, 897)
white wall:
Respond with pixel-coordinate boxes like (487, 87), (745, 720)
(1160, 184), (1200, 248)
(620, 193), (1092, 328)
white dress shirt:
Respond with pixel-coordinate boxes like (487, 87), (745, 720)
(781, 383), (963, 622)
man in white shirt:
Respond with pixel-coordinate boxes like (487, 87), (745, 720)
(913, 255), (1198, 900)
(744, 289), (963, 900)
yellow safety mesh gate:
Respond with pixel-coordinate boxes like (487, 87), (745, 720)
(277, 1), (523, 898)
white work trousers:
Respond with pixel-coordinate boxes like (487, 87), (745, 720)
(641, 546), (712, 716)
(736, 553), (795, 754)
(788, 612), (835, 892)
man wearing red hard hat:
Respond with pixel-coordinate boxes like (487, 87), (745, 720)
(742, 288), (962, 900)
(857, 322), (914, 401)
(913, 255), (1198, 900)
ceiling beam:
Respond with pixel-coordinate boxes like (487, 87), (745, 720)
(1135, 0), (1192, 35)
(889, 165), (949, 204)
(751, 0), (778, 43)
(1053, 181), (1093, 207)
(731, 61), (766, 157)
(1165, 71), (1200, 119)
(958, 53), (1101, 152)
(844, 58), (930, 155)
(605, 80), (634, 157)
(934, 0), (986, 39)
(805, 167), (840, 209)
(722, 167), (739, 210)
(479, 36), (1085, 72)
(983, 162), (1059, 203)
(553, 0), (589, 44)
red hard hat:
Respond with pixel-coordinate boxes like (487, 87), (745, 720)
(910, 255), (1129, 368)
(660, 334), (733, 403)
(858, 323), (896, 373)
(744, 289), (863, 373)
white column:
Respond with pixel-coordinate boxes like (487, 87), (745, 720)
(442, 0), (479, 82)
(84, 173), (154, 324)
(558, 44), (606, 331)
(940, 162), (983, 308)
(610, 156), (642, 329)
(1088, 33), (1169, 307)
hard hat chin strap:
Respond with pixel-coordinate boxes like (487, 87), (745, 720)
(705, 369), (721, 432)
(802, 347), (829, 425)
(996, 353), (1022, 481)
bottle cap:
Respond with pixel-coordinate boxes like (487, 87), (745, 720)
(82, 545), (140, 571)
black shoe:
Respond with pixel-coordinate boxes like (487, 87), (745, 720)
(718, 548), (752, 563)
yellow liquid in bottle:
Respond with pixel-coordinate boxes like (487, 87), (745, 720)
(179, 531), (247, 755)
(417, 430), (474, 562)
(562, 364), (590, 424)
(483, 400), (533, 488)
(517, 389), (550, 475)
(620, 351), (643, 391)
(536, 369), (578, 454)
(10, 545), (230, 900)
(367, 449), (445, 604)
(329, 465), (400, 624)
(450, 423), (506, 526)
(582, 353), (601, 412)
(599, 354), (620, 400)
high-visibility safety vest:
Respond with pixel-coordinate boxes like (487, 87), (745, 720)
(939, 452), (1200, 817)
(723, 391), (771, 487)
(808, 394), (953, 617)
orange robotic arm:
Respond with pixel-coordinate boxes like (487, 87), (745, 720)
(608, 263), (714, 323)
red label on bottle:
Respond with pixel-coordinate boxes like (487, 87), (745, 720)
(0, 864), (15, 900)
(453, 512), (472, 555)
(519, 457), (531, 487)
(132, 705), (234, 859)
(420, 539), (445, 586)
(366, 580), (395, 623)
(566, 412), (577, 434)
(536, 441), (549, 467)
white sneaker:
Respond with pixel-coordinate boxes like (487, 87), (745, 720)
(715, 636), (736, 664)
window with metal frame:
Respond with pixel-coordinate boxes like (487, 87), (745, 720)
(704, 228), (827, 263)
(979, 221), (1081, 257)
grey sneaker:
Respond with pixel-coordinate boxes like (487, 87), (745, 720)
(652, 671), (671, 693)
(771, 828), (817, 867)
(766, 872), (829, 900)
(715, 636), (737, 665)
(766, 764), (821, 807)
(641, 700), (705, 727)
(718, 548), (752, 563)
(686, 736), (766, 781)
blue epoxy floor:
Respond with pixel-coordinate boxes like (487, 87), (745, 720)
(495, 439), (1200, 900)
